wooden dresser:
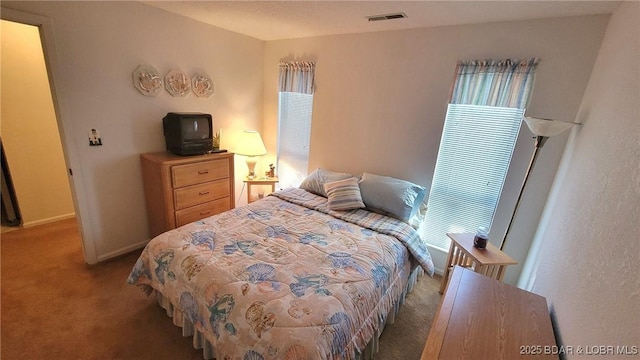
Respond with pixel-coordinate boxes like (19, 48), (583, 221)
(141, 151), (235, 237)
(422, 266), (557, 360)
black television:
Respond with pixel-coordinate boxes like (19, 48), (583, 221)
(162, 112), (213, 156)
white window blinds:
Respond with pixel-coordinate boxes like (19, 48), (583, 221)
(277, 92), (314, 190)
(421, 104), (524, 250)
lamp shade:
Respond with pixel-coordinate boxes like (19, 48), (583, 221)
(235, 130), (267, 156)
(523, 117), (580, 137)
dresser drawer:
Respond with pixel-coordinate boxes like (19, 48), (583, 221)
(172, 159), (229, 188)
(174, 179), (230, 210)
(175, 198), (231, 227)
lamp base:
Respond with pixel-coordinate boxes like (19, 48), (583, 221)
(246, 157), (257, 180)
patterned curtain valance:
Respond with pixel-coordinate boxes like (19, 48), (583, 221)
(450, 58), (540, 109)
(278, 61), (316, 94)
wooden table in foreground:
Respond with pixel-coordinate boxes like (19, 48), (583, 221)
(421, 266), (557, 360)
(440, 232), (517, 293)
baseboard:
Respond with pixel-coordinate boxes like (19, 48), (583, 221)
(21, 213), (76, 228)
(96, 239), (149, 262)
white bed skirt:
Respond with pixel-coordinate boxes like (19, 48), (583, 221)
(154, 266), (425, 359)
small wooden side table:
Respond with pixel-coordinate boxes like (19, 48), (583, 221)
(244, 177), (279, 203)
(439, 232), (517, 293)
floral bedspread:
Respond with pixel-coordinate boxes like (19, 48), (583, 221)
(127, 188), (434, 360)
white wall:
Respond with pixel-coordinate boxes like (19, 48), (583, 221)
(263, 16), (609, 281)
(520, 2), (639, 356)
(1, 20), (75, 226)
(2, 1), (264, 262)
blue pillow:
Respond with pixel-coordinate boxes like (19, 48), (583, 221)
(359, 172), (427, 221)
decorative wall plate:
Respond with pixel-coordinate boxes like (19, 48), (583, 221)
(192, 73), (214, 98)
(164, 69), (191, 97)
(133, 65), (163, 96)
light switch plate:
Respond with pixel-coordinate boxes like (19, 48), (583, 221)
(89, 129), (102, 146)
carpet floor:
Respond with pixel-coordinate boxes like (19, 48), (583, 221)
(1, 218), (442, 359)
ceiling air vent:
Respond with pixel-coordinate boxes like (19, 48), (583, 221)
(366, 12), (408, 22)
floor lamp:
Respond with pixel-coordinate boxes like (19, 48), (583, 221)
(499, 116), (580, 251)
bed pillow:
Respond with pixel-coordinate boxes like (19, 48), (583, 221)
(359, 172), (427, 222)
(407, 201), (428, 229)
(299, 168), (353, 197)
(324, 177), (365, 211)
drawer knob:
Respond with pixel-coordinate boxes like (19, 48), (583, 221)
(200, 210), (212, 215)
(199, 191), (210, 196)
(198, 170), (209, 175)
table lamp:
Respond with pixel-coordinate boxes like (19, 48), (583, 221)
(235, 130), (267, 179)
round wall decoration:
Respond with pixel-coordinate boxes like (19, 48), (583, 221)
(133, 65), (163, 96)
(192, 73), (214, 98)
(164, 69), (191, 97)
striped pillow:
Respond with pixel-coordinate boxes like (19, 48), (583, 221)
(324, 177), (365, 211)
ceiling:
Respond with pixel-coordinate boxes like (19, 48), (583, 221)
(141, 1), (621, 41)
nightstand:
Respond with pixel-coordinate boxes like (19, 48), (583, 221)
(243, 177), (279, 203)
(439, 232), (517, 293)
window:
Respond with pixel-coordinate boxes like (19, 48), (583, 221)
(277, 91), (314, 189)
(421, 104), (524, 251)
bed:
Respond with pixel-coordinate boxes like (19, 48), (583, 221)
(128, 171), (434, 360)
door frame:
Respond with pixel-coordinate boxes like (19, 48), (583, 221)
(1, 8), (97, 264)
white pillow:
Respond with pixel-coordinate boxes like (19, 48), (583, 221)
(299, 168), (353, 197)
(324, 177), (365, 211)
(359, 172), (427, 222)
